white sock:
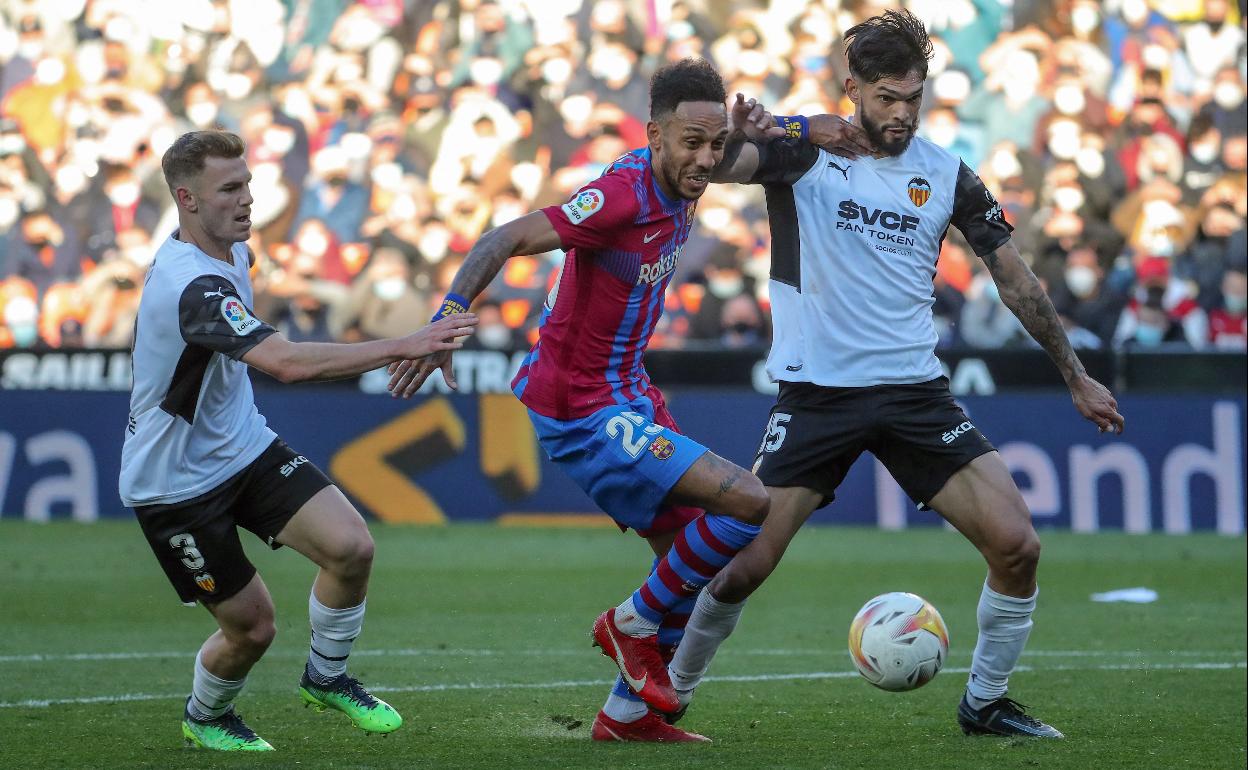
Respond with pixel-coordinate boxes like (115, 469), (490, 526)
(965, 581), (1037, 710)
(613, 595), (659, 637)
(669, 590), (746, 692)
(189, 649), (246, 720)
(602, 690), (648, 723)
(307, 593), (366, 684)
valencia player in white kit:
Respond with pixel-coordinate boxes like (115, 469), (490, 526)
(667, 11), (1124, 738)
(120, 131), (476, 751)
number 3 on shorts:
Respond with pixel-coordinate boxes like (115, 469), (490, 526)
(169, 533), (205, 570)
(605, 411), (664, 459)
(761, 412), (791, 453)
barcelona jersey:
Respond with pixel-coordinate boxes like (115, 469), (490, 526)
(512, 148), (696, 420)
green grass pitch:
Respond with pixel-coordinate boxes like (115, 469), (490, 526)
(1, 521), (1244, 769)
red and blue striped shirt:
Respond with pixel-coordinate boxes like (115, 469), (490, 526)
(512, 148), (695, 420)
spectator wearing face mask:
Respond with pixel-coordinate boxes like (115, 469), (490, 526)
(338, 247), (428, 342)
(1182, 115), (1226, 204)
(83, 165), (162, 260)
(1198, 65), (1248, 137)
(1179, 201), (1246, 308)
(921, 105), (984, 170)
(1113, 256), (1208, 349)
(1052, 245), (1127, 347)
(9, 209), (83, 294)
(463, 300), (524, 351)
(1182, 0), (1244, 87)
(293, 146), (369, 243)
(960, 45), (1050, 149)
(0, 294), (40, 349)
(718, 292), (766, 350)
(687, 248), (749, 343)
(1207, 266), (1248, 349)
(959, 271), (1027, 349)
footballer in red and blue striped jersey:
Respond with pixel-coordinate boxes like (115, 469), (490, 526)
(513, 146), (695, 423)
(388, 59), (772, 737)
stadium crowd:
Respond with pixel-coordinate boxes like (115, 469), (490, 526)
(0, 0), (1245, 353)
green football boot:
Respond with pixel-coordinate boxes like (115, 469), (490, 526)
(181, 698), (275, 751)
(299, 664), (403, 734)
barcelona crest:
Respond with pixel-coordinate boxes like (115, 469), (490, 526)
(907, 177), (931, 207)
(648, 436), (675, 460)
(194, 573), (217, 594)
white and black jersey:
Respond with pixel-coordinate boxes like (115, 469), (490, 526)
(119, 235), (277, 507)
(750, 135), (1013, 387)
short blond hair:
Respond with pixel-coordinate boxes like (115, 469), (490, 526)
(161, 130), (246, 197)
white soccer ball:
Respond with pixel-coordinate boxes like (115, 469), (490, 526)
(847, 592), (949, 692)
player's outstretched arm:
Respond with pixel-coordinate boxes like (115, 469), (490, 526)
(981, 240), (1125, 434)
(387, 211), (562, 397)
(713, 93), (787, 183)
(241, 313), (478, 384)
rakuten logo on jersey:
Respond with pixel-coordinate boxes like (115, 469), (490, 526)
(836, 201), (921, 232)
(637, 249), (680, 285)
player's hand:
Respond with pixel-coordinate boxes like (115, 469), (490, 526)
(807, 114), (874, 159)
(1069, 374), (1125, 434)
(731, 93), (787, 141)
(388, 349), (455, 397)
(386, 314), (476, 397)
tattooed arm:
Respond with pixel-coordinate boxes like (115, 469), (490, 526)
(388, 212), (561, 396)
(982, 240), (1125, 433)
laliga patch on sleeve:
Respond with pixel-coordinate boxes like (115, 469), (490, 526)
(220, 297), (261, 335)
(560, 187), (605, 224)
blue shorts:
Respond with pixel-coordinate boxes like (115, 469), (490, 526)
(528, 389), (707, 536)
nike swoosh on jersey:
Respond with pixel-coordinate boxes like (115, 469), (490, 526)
(643, 230), (663, 243)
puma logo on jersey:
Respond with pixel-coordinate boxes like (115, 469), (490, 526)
(203, 288), (230, 300)
(828, 161), (850, 180)
(942, 421), (973, 444)
(837, 201), (921, 232)
(637, 249), (680, 285)
(279, 455), (308, 477)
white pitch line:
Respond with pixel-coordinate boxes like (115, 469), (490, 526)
(2, 647), (1241, 664)
(1, 660), (1242, 710)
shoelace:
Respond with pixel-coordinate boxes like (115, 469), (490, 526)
(338, 676), (380, 708)
(995, 698), (1045, 727)
(212, 710), (261, 741)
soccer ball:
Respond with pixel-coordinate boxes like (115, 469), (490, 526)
(848, 592), (949, 692)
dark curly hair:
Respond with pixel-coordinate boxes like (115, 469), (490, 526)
(844, 9), (933, 84)
(649, 57), (727, 121)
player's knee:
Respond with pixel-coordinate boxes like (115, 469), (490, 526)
(227, 615), (277, 656)
(329, 530), (374, 578)
(711, 554), (774, 603)
(731, 475), (770, 526)
(992, 529), (1040, 581)
(244, 619), (278, 654)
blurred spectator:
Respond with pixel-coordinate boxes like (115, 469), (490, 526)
(338, 247), (428, 342)
(959, 272), (1026, 349)
(1051, 245), (1128, 347)
(0, 0), (1243, 356)
(718, 293), (766, 349)
(8, 209), (81, 294)
(464, 300), (526, 351)
(1113, 256), (1208, 348)
(1208, 267), (1248, 349)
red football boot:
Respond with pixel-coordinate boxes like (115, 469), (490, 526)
(591, 609), (679, 714)
(591, 710), (710, 743)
